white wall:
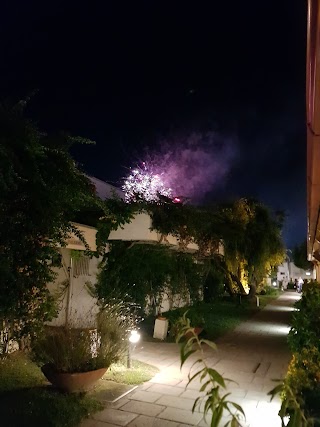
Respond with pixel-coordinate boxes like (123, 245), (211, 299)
(48, 249), (100, 328)
(108, 212), (199, 253)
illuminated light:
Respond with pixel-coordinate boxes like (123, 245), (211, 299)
(173, 197), (181, 203)
(272, 281), (277, 287)
(129, 330), (141, 344)
(306, 271), (311, 276)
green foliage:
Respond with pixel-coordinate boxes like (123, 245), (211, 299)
(223, 199), (285, 295)
(103, 360), (159, 385)
(268, 348), (320, 426)
(95, 197), (137, 254)
(95, 196), (284, 305)
(293, 241), (314, 271)
(0, 102), (100, 351)
(176, 313), (245, 427)
(270, 282), (320, 426)
(288, 281), (320, 354)
(96, 242), (204, 312)
(269, 381), (311, 427)
(32, 299), (136, 373)
(0, 352), (102, 426)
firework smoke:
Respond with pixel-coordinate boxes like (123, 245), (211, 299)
(123, 131), (238, 203)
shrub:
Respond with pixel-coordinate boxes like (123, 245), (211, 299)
(270, 281), (320, 426)
(302, 280), (320, 293)
(286, 347), (320, 393)
(270, 348), (320, 426)
(288, 281), (320, 354)
(33, 301), (137, 373)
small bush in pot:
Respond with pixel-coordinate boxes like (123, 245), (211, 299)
(32, 300), (138, 392)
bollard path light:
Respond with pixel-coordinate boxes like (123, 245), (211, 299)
(127, 330), (140, 368)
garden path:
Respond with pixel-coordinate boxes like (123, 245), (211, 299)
(80, 291), (300, 427)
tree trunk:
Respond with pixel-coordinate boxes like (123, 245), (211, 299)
(225, 272), (247, 295)
(248, 280), (257, 299)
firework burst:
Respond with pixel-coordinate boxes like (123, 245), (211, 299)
(122, 163), (173, 203)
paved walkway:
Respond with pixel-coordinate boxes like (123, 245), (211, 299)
(81, 291), (299, 427)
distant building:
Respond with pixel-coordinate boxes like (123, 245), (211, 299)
(277, 259), (315, 286)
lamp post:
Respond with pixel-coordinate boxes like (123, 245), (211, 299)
(127, 330), (140, 368)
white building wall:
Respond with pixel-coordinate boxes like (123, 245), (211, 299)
(48, 249), (100, 328)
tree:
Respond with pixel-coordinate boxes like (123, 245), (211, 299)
(222, 199), (285, 297)
(0, 101), (96, 352)
(292, 240), (313, 271)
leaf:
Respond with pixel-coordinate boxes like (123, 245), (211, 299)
(192, 396), (201, 412)
(188, 369), (203, 385)
(230, 401), (245, 417)
(207, 368), (226, 388)
(190, 358), (204, 373)
(180, 347), (196, 368)
(268, 383), (284, 400)
(200, 380), (211, 392)
(200, 338), (217, 351)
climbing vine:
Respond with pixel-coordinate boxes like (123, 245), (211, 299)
(95, 242), (205, 312)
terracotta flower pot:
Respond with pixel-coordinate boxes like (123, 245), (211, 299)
(41, 363), (107, 393)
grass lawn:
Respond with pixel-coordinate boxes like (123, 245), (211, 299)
(103, 359), (159, 385)
(141, 290), (281, 342)
(0, 351), (102, 427)
(0, 352), (157, 427)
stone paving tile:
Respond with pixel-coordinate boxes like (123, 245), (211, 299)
(176, 379), (204, 390)
(228, 381), (263, 392)
(138, 382), (152, 391)
(127, 390), (163, 403)
(158, 407), (203, 425)
(155, 395), (195, 411)
(150, 375), (182, 386)
(112, 398), (130, 409)
(146, 383), (183, 396)
(225, 388), (246, 398)
(127, 415), (179, 427)
(197, 415), (231, 427)
(94, 423), (119, 427)
(245, 391), (272, 401)
(93, 408), (138, 426)
(179, 389), (205, 400)
(120, 401), (165, 417)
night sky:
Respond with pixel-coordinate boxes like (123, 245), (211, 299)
(1, 1), (307, 247)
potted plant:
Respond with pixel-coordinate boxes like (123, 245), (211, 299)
(184, 311), (205, 339)
(167, 309), (205, 340)
(32, 302), (136, 393)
